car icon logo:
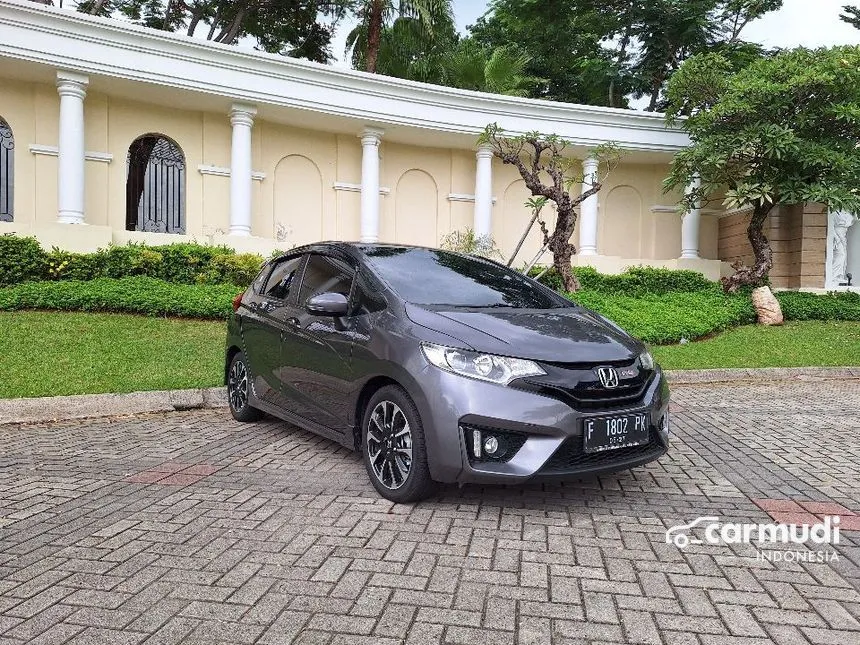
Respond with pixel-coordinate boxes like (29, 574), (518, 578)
(597, 367), (619, 388)
(665, 516), (720, 549)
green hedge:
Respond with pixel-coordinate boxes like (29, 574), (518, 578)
(531, 265), (718, 296)
(1, 234), (268, 288)
(0, 236), (48, 286)
(570, 290), (757, 345)
(0, 277), (238, 319)
(776, 290), (860, 321)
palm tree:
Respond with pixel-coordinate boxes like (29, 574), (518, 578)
(346, 0), (455, 73)
(442, 38), (541, 97)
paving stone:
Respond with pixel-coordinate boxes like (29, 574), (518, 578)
(0, 379), (858, 644)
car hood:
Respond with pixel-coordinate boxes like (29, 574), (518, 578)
(405, 304), (640, 363)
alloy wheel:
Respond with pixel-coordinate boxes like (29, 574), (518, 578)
(228, 358), (249, 411)
(366, 400), (413, 489)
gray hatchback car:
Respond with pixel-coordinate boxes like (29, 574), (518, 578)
(225, 242), (670, 502)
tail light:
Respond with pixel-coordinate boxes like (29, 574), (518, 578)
(232, 292), (244, 312)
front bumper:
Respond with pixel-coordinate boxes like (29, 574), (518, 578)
(413, 365), (669, 485)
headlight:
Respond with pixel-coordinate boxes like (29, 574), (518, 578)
(420, 343), (545, 385)
(639, 351), (654, 370)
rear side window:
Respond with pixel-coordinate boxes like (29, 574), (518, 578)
(264, 256), (304, 301)
(298, 254), (354, 306)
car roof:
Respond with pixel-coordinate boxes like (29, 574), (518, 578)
(277, 241), (445, 258)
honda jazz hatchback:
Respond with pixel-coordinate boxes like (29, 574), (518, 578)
(225, 243), (670, 502)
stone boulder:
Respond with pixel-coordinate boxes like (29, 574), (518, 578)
(751, 286), (784, 326)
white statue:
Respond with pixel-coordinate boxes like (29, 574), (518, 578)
(831, 211), (856, 285)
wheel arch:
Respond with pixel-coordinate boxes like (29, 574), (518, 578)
(352, 375), (405, 450)
(224, 344), (242, 385)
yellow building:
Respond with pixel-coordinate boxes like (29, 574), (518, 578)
(4, 0), (848, 287)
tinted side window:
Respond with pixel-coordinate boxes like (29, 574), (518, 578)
(298, 254), (354, 306)
(264, 256), (304, 301)
(251, 263), (270, 294)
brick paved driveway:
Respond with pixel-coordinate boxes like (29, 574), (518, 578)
(0, 378), (858, 645)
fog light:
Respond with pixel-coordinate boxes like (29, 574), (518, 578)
(483, 435), (499, 455)
(472, 429), (482, 458)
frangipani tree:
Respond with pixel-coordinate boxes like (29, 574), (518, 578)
(480, 124), (619, 292)
(664, 46), (860, 292)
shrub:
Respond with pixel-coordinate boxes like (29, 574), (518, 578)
(98, 244), (164, 279)
(0, 235), (48, 286)
(530, 265), (717, 296)
(153, 243), (233, 284)
(0, 277), (236, 319)
(569, 290), (756, 344)
(197, 253), (265, 288)
(46, 248), (103, 281)
(776, 291), (860, 321)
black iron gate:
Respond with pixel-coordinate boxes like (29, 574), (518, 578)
(0, 118), (12, 223)
(125, 135), (186, 234)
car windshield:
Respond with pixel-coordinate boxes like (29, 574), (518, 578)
(361, 247), (566, 309)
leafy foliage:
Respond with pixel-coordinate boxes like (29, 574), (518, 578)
(469, 0), (781, 108)
(665, 45), (860, 290)
(346, 0), (456, 74)
(0, 236), (48, 287)
(439, 228), (502, 259)
(572, 289), (757, 344)
(0, 277), (238, 319)
(775, 290), (860, 321)
(530, 266), (718, 296)
(441, 39), (542, 97)
(0, 236), (266, 288)
(76, 0), (348, 62)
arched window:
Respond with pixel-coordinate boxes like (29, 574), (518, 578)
(126, 134), (186, 234)
(0, 117), (13, 222)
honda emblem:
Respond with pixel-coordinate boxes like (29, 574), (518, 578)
(597, 367), (619, 388)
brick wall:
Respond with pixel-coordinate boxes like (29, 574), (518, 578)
(717, 202), (827, 289)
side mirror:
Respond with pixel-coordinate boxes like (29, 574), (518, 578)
(306, 292), (349, 316)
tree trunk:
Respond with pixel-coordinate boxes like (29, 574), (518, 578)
(549, 206), (580, 292)
(366, 0), (384, 73)
(721, 202), (775, 292)
(87, 0), (107, 14)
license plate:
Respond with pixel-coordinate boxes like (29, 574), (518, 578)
(583, 412), (650, 453)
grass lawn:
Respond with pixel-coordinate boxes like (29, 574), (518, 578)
(0, 311), (224, 398)
(651, 320), (860, 370)
(1, 312), (858, 399)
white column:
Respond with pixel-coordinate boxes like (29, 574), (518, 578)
(578, 156), (599, 256)
(473, 144), (494, 238)
(229, 104), (257, 236)
(56, 71), (89, 224)
(680, 177), (701, 259)
(359, 127), (384, 243)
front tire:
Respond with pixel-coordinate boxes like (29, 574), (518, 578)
(361, 385), (437, 503)
(227, 351), (263, 422)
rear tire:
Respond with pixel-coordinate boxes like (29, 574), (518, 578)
(227, 351), (263, 422)
(361, 385), (437, 503)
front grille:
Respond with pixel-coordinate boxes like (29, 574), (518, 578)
(545, 380), (650, 409)
(513, 361), (654, 411)
(539, 428), (665, 474)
